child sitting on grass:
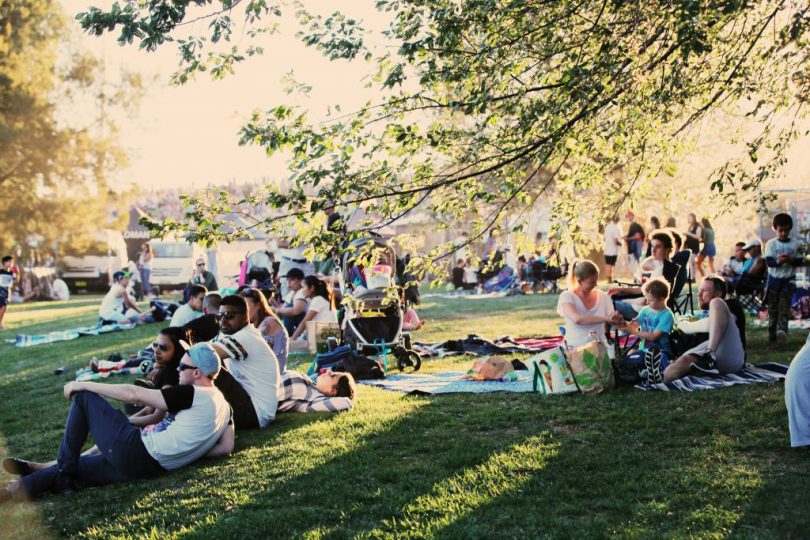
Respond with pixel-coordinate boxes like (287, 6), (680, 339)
(619, 277), (675, 384)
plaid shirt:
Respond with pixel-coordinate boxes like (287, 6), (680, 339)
(278, 371), (353, 413)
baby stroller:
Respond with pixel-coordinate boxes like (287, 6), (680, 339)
(335, 236), (421, 372)
(239, 250), (277, 289)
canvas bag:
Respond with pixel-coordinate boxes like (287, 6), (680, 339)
(465, 356), (515, 380)
(567, 339), (615, 394)
(530, 346), (578, 395)
(306, 321), (340, 354)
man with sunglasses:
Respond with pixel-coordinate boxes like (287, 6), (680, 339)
(0, 343), (233, 503)
(190, 258), (218, 292)
(171, 284), (207, 327)
(211, 295), (281, 430)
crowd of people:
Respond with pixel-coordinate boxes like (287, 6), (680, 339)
(0, 284), (356, 503)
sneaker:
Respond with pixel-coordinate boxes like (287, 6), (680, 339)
(2, 457), (34, 477)
(643, 346), (664, 384)
(776, 330), (787, 344)
(692, 352), (720, 375)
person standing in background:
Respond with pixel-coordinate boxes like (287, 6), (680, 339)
(683, 213), (702, 280)
(603, 215), (622, 283)
(138, 243), (154, 298)
(645, 216), (661, 258)
(624, 212), (645, 280)
(696, 218), (716, 277)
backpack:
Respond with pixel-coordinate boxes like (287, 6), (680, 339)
(334, 353), (386, 380)
(308, 344), (353, 375)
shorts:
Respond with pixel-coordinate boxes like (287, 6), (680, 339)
(0, 292), (7, 308)
(605, 255), (618, 266)
(700, 244), (716, 257)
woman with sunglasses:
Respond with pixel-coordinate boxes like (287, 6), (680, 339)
(290, 276), (337, 341)
(4, 327), (189, 476)
(239, 288), (289, 373)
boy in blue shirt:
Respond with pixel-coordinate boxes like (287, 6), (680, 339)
(764, 213), (805, 344)
(620, 277), (675, 384)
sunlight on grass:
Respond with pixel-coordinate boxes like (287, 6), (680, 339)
(374, 432), (560, 536)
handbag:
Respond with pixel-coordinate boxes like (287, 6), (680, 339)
(567, 339), (615, 394)
(530, 346), (578, 395)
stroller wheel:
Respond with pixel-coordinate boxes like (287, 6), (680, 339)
(402, 332), (412, 351)
(397, 351), (422, 373)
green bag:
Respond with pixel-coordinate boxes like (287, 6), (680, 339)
(567, 340), (615, 394)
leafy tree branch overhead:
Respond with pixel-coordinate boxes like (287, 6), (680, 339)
(77, 0), (810, 275)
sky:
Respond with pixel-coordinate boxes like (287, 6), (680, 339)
(59, 0), (387, 191)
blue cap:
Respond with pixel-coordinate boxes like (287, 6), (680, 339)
(186, 343), (220, 378)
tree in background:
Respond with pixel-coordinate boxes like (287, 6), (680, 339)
(0, 0), (137, 263)
(77, 0), (810, 277)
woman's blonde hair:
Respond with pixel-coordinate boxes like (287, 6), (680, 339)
(567, 259), (599, 290)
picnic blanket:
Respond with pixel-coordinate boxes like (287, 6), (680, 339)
(634, 363), (787, 392)
(413, 334), (565, 359)
(5, 320), (137, 348)
(359, 371), (534, 395)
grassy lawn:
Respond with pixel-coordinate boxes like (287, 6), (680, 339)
(0, 292), (808, 538)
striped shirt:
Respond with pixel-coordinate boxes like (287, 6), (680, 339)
(278, 371), (353, 413)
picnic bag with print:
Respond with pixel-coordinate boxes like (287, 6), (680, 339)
(530, 346), (578, 395)
(567, 339), (615, 394)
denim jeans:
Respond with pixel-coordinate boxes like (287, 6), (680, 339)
(21, 391), (163, 498)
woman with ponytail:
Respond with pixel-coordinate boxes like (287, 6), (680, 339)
(290, 276), (337, 341)
(556, 260), (623, 347)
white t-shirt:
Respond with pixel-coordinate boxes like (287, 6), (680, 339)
(52, 279), (70, 301)
(140, 385), (231, 470)
(99, 283), (126, 317)
(170, 303), (202, 327)
(604, 223), (621, 257)
(464, 266), (478, 284)
(556, 289), (614, 348)
(214, 325), (281, 428)
(307, 295), (337, 323)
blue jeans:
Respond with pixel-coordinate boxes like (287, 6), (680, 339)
(21, 391), (163, 498)
(140, 268), (151, 295)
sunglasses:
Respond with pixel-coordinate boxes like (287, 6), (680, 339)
(177, 363), (197, 372)
(152, 341), (170, 352)
(215, 311), (242, 321)
(197, 263), (205, 267)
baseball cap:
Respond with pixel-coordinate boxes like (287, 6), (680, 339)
(742, 238), (761, 250)
(113, 270), (132, 282)
(186, 342), (221, 378)
(284, 268), (305, 280)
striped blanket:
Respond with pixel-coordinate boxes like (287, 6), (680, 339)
(634, 363), (787, 392)
(5, 320), (137, 348)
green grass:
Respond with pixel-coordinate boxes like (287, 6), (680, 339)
(0, 293), (808, 538)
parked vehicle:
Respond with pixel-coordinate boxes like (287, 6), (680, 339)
(61, 231), (128, 292)
(149, 239), (207, 291)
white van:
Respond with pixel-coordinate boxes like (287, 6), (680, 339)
(61, 230), (128, 292)
(149, 239), (207, 291)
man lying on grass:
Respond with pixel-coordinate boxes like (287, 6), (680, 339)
(0, 343), (234, 503)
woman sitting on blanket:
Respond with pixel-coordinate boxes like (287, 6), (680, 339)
(239, 287), (289, 373)
(557, 260), (623, 348)
(2, 328), (187, 477)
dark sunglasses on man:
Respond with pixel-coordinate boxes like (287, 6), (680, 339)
(152, 341), (170, 352)
(197, 262), (205, 267)
(215, 311), (241, 321)
(177, 363), (197, 372)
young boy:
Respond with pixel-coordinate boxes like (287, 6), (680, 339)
(620, 277), (675, 384)
(0, 256), (14, 329)
(764, 213), (803, 343)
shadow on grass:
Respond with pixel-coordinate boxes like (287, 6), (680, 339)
(5, 381), (805, 538)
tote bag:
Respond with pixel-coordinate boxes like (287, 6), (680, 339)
(530, 346), (578, 395)
(567, 340), (615, 394)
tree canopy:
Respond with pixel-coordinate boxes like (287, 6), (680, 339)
(0, 0), (135, 261)
(77, 0), (810, 275)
